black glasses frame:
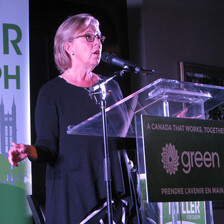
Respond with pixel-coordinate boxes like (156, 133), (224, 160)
(74, 33), (106, 43)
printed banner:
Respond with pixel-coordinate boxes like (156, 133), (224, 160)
(141, 115), (224, 202)
(0, 0), (32, 223)
(159, 201), (206, 224)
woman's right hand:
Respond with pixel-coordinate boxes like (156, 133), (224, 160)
(8, 142), (37, 166)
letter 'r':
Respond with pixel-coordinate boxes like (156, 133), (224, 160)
(3, 23), (22, 55)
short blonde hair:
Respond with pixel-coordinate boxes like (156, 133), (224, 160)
(54, 13), (100, 73)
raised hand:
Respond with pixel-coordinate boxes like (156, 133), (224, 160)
(8, 142), (29, 167)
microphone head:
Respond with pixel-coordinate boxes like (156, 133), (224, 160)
(101, 51), (147, 74)
(101, 52), (109, 62)
(101, 52), (115, 64)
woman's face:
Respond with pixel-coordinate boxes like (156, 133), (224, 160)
(68, 26), (103, 70)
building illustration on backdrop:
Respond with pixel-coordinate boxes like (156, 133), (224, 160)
(0, 97), (17, 158)
(0, 97), (22, 186)
(0, 97), (31, 190)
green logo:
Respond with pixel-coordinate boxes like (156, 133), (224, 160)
(161, 143), (220, 175)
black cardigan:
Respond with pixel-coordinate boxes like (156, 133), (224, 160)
(34, 76), (132, 223)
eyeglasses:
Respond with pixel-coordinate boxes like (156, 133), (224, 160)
(74, 33), (106, 43)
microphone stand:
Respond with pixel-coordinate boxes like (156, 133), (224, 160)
(101, 94), (113, 224)
(89, 74), (119, 224)
(89, 67), (155, 224)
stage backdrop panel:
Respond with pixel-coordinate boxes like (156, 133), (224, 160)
(0, 0), (32, 223)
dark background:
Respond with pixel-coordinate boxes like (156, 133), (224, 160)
(30, 0), (224, 222)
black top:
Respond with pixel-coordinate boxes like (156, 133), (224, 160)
(34, 76), (131, 224)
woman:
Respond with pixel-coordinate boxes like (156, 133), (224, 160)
(8, 13), (139, 223)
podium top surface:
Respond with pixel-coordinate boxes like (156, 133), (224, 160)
(67, 78), (224, 138)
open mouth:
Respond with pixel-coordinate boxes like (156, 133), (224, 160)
(93, 50), (100, 55)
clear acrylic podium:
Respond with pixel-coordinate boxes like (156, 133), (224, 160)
(67, 78), (224, 223)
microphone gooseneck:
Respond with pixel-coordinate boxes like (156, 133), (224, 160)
(101, 52), (155, 75)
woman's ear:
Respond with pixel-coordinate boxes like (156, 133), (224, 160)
(64, 41), (73, 55)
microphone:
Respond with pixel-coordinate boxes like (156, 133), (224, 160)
(101, 52), (155, 74)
